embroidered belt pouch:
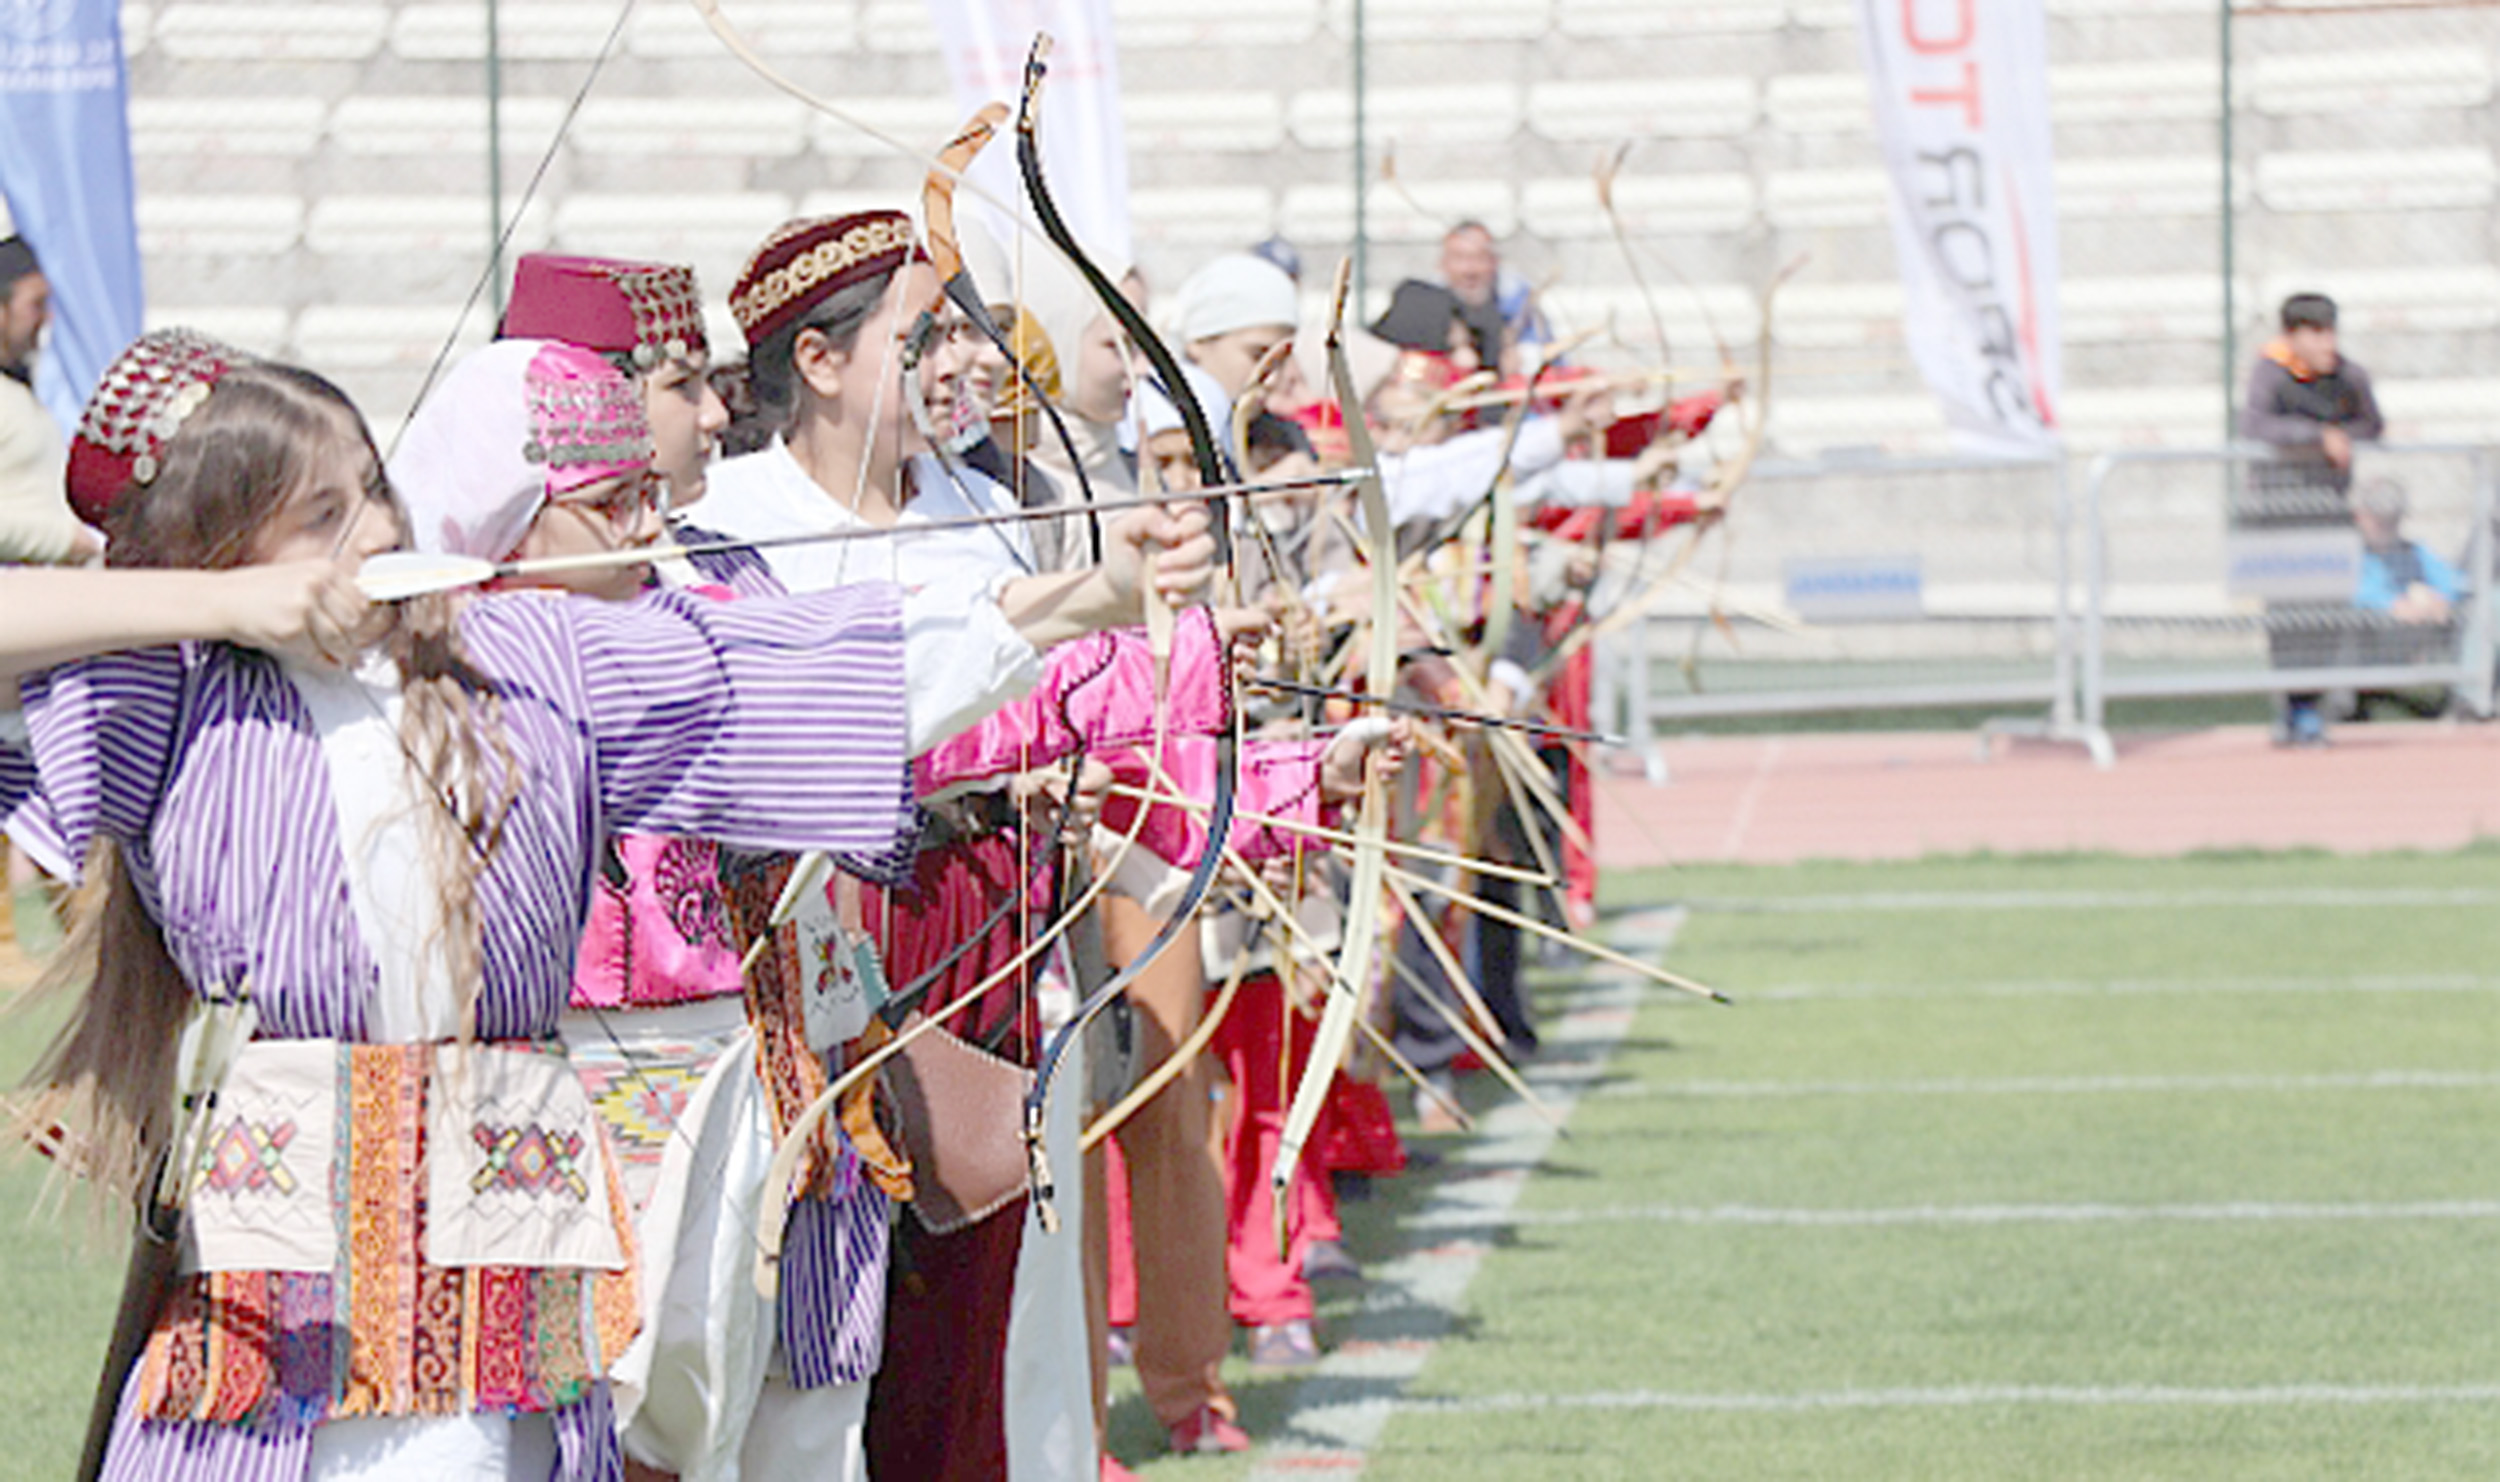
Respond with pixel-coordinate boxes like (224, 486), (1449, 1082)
(139, 1039), (639, 1428)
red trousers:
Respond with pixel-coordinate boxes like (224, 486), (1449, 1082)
(1212, 975), (1343, 1327)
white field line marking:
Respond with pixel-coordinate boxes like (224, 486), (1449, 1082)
(1410, 1199), (2500, 1232)
(1732, 974), (2500, 1001)
(1243, 907), (1683, 1481)
(1378, 1383), (2500, 1416)
(1713, 736), (1781, 858)
(1681, 887), (2500, 913)
(1593, 1069), (2500, 1100)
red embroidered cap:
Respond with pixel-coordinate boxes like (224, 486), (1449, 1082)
(729, 211), (922, 347)
(66, 328), (244, 526)
(499, 253), (709, 371)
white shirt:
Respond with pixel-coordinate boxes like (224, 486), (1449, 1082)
(699, 438), (1042, 754)
(0, 374), (80, 565)
(1377, 417), (1567, 533)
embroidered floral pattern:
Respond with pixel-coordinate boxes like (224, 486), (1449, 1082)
(650, 836), (734, 950)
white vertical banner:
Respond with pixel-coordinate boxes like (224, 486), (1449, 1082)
(1855, 0), (2061, 451)
(924, 0), (1132, 272)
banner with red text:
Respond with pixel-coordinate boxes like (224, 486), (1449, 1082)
(1855, 0), (2061, 451)
(925, 0), (1131, 272)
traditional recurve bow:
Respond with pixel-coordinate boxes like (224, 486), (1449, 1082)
(1266, 258), (1400, 1255)
(909, 101), (1106, 563)
(1013, 35), (1243, 1231)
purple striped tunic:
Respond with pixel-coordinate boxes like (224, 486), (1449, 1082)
(677, 519), (789, 602)
(3, 584), (911, 1482)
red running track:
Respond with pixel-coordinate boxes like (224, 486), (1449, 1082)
(1592, 723), (2500, 867)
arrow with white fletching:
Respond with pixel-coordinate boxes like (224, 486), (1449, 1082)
(352, 469), (1369, 602)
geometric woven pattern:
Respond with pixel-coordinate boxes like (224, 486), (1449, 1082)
(469, 1122), (592, 1202)
(198, 1116), (299, 1196)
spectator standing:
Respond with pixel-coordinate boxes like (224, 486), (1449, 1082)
(1436, 220), (1548, 376)
(2241, 290), (2383, 507)
(0, 238), (96, 566)
(0, 236), (90, 958)
(2238, 291), (2386, 744)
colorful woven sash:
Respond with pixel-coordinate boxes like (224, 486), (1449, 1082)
(137, 1040), (639, 1427)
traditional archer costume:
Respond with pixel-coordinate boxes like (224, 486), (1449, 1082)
(701, 212), (1360, 1479)
(9, 330), (918, 1482)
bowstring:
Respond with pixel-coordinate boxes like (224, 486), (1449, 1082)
(387, 0), (643, 458)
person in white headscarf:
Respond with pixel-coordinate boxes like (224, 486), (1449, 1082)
(1171, 253), (1299, 402)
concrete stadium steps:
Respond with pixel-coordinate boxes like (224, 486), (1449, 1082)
(107, 0), (2499, 462)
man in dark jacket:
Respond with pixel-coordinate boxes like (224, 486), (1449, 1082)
(2238, 291), (2386, 744)
(2241, 290), (2383, 506)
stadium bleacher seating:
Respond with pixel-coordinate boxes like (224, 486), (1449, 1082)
(1525, 78), (1759, 144)
(308, 195), (550, 258)
(2250, 48), (2492, 116)
(1519, 173), (1756, 240)
(1323, 0), (1554, 43)
(1554, 0), (1786, 40)
(1287, 85), (1522, 151)
(390, 3), (618, 62)
(1110, 0), (1321, 50)
(142, 305), (293, 359)
(1764, 74), (1872, 138)
(1763, 168), (1889, 230)
(550, 192), (796, 280)
(330, 96), (568, 157)
(572, 96), (811, 158)
(1124, 91), (1288, 155)
(151, 5), (389, 62)
(2256, 150), (2496, 214)
(1281, 179), (1515, 244)
(137, 195), (306, 257)
(128, 98), (327, 159)
(100, 0), (2495, 471)
(1130, 186), (1279, 248)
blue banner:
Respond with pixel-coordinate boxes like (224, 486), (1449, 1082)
(0, 0), (144, 436)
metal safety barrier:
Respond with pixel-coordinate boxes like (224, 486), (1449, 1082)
(1605, 441), (2497, 771)
(2080, 441), (2497, 742)
(1604, 450), (2107, 765)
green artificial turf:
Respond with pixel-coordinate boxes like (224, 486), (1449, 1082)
(1110, 845), (2500, 1479)
(9, 844), (2499, 1478)
(0, 972), (121, 1479)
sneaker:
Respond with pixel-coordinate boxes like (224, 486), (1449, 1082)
(1414, 1075), (1464, 1134)
(1303, 1239), (1363, 1283)
(1247, 1319), (1321, 1369)
(1166, 1401), (1252, 1454)
(1105, 1325), (1134, 1368)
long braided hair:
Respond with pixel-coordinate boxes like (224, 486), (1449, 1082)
(18, 362), (518, 1215)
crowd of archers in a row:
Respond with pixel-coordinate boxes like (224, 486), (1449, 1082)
(0, 203), (1733, 1482)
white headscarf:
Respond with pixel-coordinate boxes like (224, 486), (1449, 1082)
(1118, 360), (1235, 460)
(1171, 253), (1298, 344)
